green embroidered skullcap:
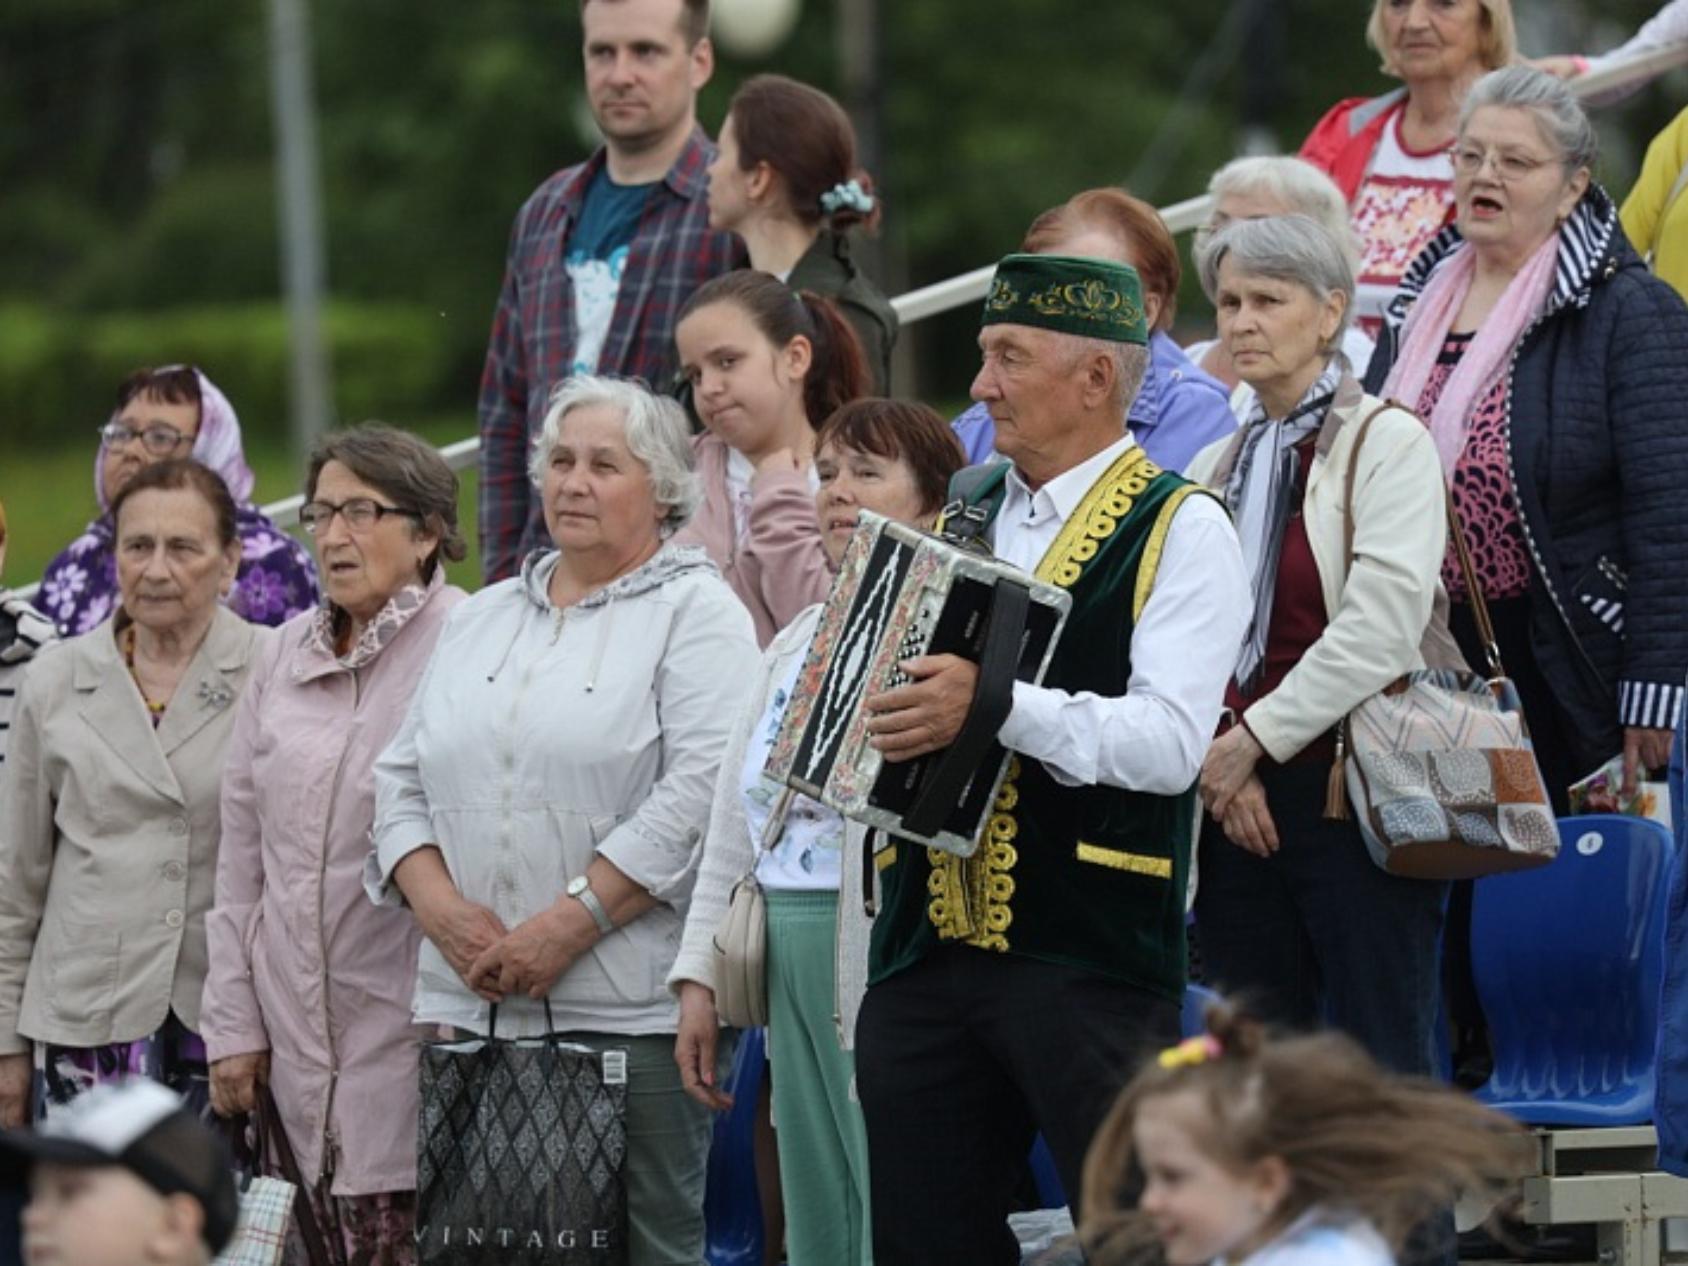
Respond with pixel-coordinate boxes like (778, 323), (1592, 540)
(980, 253), (1149, 346)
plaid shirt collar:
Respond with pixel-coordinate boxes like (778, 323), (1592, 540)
(556, 124), (715, 216)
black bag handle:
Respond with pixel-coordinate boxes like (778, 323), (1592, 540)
(900, 579), (1030, 839)
(486, 998), (560, 1046)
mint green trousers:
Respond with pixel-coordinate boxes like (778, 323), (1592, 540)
(765, 889), (873, 1266)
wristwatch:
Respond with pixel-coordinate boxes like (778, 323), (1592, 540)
(567, 875), (615, 936)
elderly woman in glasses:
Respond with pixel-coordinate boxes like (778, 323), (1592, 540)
(35, 365), (318, 638)
(200, 427), (467, 1264)
(1371, 67), (1688, 809)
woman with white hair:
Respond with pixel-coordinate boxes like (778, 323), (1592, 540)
(368, 375), (759, 1265)
(1187, 157), (1378, 411)
(1186, 214), (1453, 1078)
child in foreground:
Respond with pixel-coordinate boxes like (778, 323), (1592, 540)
(0, 1080), (238, 1266)
(1078, 1005), (1526, 1265)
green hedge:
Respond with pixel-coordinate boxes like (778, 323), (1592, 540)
(0, 300), (459, 450)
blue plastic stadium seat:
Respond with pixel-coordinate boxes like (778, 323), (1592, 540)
(1470, 814), (1672, 1126)
(704, 1027), (768, 1266)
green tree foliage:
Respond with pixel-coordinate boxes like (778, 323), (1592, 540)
(0, 0), (1679, 446)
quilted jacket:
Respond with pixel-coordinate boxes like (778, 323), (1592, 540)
(1366, 185), (1688, 773)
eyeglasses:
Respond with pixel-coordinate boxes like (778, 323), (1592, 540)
(98, 421), (193, 457)
(299, 498), (422, 534)
(1452, 145), (1555, 182)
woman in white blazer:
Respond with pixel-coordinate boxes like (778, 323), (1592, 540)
(0, 459), (268, 1129)
(1185, 215), (1454, 1079)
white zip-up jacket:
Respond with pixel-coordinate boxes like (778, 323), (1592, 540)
(368, 544), (758, 1037)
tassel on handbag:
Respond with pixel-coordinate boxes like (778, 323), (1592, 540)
(1324, 724), (1351, 821)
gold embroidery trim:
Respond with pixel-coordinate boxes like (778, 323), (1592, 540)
(1035, 450), (1159, 588)
(1075, 843), (1174, 879)
(874, 844), (898, 872)
(1132, 484), (1204, 622)
(926, 451), (1156, 951)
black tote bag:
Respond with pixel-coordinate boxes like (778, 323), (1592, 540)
(416, 1003), (628, 1264)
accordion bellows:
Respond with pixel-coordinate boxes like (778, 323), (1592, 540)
(765, 512), (1070, 855)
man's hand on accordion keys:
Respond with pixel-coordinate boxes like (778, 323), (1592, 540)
(864, 653), (983, 761)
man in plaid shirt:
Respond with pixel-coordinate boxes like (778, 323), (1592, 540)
(477, 0), (744, 581)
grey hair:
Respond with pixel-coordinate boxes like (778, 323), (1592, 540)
(1064, 336), (1149, 417)
(1459, 66), (1598, 174)
(1196, 214), (1356, 355)
(529, 375), (702, 534)
(1197, 156), (1360, 285)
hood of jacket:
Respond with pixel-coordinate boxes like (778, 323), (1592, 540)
(518, 541), (720, 612)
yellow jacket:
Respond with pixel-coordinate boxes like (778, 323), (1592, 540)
(1622, 105), (1688, 300)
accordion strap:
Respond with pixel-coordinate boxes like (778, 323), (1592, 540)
(901, 580), (1030, 838)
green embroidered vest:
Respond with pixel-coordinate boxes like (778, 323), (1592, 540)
(868, 449), (1215, 1001)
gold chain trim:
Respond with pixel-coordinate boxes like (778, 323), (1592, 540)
(926, 448), (1158, 949)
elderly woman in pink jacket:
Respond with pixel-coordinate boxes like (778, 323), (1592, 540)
(200, 426), (467, 1265)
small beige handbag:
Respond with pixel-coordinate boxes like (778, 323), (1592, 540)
(710, 789), (792, 1028)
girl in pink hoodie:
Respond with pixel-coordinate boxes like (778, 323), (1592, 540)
(673, 270), (871, 646)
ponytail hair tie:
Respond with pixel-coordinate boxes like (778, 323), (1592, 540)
(819, 179), (875, 216)
(1157, 1034), (1223, 1070)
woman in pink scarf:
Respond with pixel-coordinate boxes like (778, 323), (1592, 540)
(1372, 66), (1688, 1087)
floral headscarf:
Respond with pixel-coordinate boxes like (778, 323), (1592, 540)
(93, 367), (257, 511)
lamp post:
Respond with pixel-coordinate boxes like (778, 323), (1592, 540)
(267, 0), (333, 456)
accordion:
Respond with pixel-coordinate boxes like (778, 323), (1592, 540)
(764, 511), (1071, 856)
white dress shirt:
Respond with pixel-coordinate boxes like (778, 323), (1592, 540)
(993, 436), (1250, 795)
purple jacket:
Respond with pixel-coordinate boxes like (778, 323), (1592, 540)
(952, 330), (1236, 474)
(201, 578), (465, 1195)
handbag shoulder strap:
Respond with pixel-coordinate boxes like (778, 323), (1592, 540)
(1339, 399), (1403, 565)
(1338, 397), (1505, 679)
(256, 1087), (338, 1266)
(1443, 485), (1504, 678)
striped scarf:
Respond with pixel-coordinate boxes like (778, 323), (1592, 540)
(1224, 359), (1344, 693)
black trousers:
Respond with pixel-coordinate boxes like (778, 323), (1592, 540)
(1195, 761), (1449, 1077)
(854, 945), (1180, 1266)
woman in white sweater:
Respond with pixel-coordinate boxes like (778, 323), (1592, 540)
(670, 399), (964, 1266)
(369, 376), (759, 1266)
(1185, 216), (1455, 1080)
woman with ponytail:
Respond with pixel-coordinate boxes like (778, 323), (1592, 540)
(673, 270), (870, 646)
(707, 74), (898, 392)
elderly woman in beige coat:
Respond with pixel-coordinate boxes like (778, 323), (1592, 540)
(0, 459), (268, 1129)
(1185, 215), (1453, 1080)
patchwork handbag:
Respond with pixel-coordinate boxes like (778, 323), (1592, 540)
(416, 1002), (628, 1265)
(1328, 408), (1559, 880)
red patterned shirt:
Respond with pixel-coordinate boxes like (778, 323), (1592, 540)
(1350, 111), (1455, 340)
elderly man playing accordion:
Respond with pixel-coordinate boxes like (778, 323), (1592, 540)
(852, 254), (1250, 1266)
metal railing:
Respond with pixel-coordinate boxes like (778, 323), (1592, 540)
(19, 41), (1688, 586)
